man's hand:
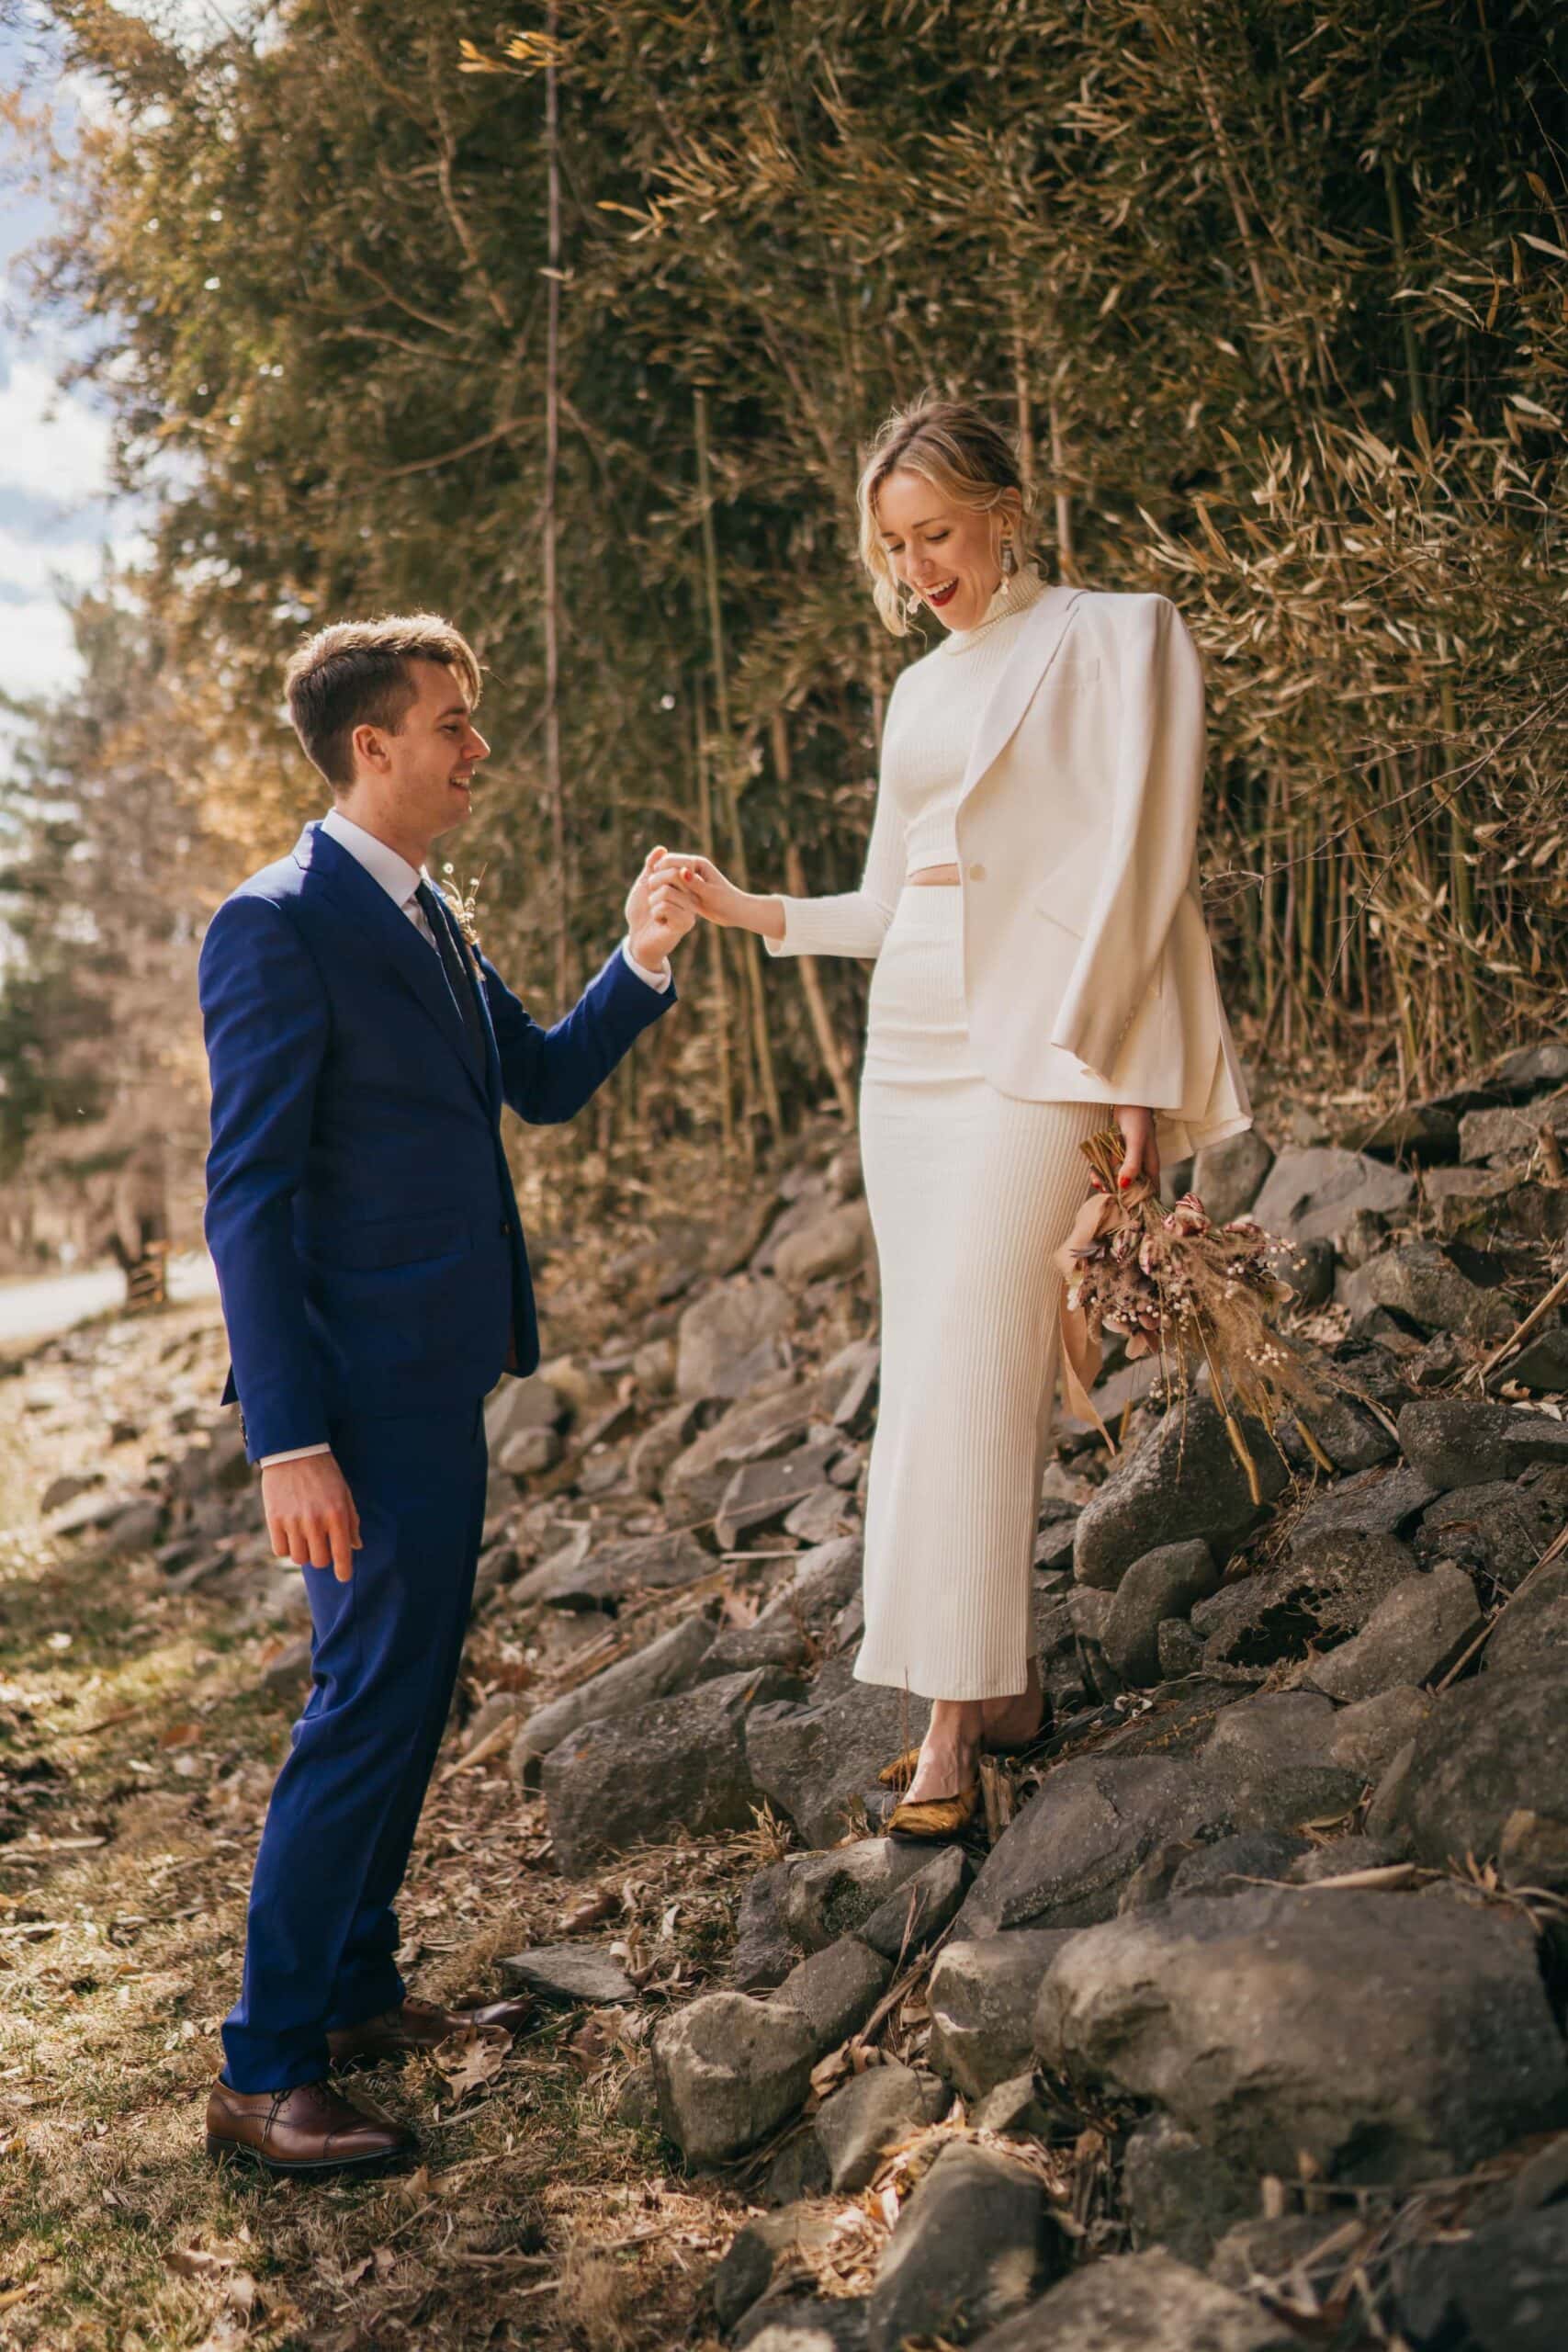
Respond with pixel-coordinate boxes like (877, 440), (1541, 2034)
(262, 1453), (362, 1583)
(626, 844), (697, 970)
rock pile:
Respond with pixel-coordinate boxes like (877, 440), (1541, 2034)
(39, 1047), (1568, 2346)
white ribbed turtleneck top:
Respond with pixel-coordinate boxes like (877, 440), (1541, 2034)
(765, 566), (1050, 962)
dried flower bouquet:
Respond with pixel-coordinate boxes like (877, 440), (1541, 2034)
(1055, 1125), (1336, 1498)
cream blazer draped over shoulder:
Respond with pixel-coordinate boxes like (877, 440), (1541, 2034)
(766, 584), (1253, 1164)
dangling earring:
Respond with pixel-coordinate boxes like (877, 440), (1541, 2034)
(904, 589), (922, 617)
(998, 535), (1019, 580)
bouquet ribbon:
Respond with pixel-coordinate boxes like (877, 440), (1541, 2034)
(1053, 1170), (1159, 1450)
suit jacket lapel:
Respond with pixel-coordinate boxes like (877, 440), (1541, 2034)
(294, 825), (490, 1106)
(955, 582), (1087, 815)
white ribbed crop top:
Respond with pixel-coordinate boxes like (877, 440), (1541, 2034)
(765, 566), (1050, 962)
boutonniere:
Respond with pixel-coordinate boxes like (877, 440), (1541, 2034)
(436, 865), (486, 973)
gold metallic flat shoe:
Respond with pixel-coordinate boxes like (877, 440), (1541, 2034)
(877, 1746), (921, 1790)
(885, 1779), (982, 1842)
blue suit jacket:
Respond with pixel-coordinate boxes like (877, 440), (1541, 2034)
(198, 821), (675, 1462)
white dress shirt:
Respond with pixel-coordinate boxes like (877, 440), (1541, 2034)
(259, 808), (671, 1469)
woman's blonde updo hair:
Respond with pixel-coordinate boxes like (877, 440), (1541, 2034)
(856, 393), (1037, 638)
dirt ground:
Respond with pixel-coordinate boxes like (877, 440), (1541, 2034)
(0, 1295), (761, 2352)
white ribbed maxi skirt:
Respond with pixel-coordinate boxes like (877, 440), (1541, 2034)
(855, 887), (1110, 1702)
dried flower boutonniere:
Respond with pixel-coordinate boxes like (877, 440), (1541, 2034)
(437, 864), (487, 977)
(1055, 1125), (1337, 1498)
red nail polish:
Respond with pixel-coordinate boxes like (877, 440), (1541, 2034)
(1119, 1174), (1131, 1188)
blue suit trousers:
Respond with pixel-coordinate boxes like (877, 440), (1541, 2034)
(220, 1403), (488, 2092)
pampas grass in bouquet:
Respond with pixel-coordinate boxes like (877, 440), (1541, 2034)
(1055, 1125), (1337, 1499)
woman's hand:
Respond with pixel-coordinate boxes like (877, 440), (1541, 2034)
(1089, 1105), (1160, 1194)
(649, 853), (785, 943)
(625, 845), (698, 967)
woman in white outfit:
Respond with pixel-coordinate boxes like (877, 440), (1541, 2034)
(654, 397), (1252, 1835)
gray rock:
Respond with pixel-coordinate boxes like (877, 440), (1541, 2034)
(1508, 1318), (1568, 1392)
(1104, 1541), (1219, 1687)
(614, 2056), (659, 2130)
(1290, 1463), (1441, 1548)
(1074, 1400), (1287, 1591)
(1192, 1128), (1274, 1226)
(1288, 1835), (1404, 1883)
(1204, 1690), (1337, 1771)
(784, 1487), (853, 1546)
(514, 1525), (715, 1611)
(1068, 1586), (1124, 1702)
(969, 2074), (1052, 2135)
(1122, 2112), (1258, 2266)
(716, 1442), (840, 1550)
(496, 1423), (561, 1476)
(1392, 2201), (1568, 2352)
(1157, 1619), (1207, 1679)
(957, 1757), (1226, 1938)
(485, 1377), (566, 1453)
(676, 1276), (794, 1401)
(705, 1536), (864, 1677)
(497, 1944), (636, 2004)
(781, 1839), (936, 1952)
(747, 1665), (929, 1848)
(1250, 1145), (1416, 1247)
(1036, 1886), (1568, 2188)
(860, 1846), (972, 1961)
(1033, 1502), (1080, 1573)
(773, 1935), (891, 2051)
(733, 1860), (797, 1992)
(1276, 1387), (1396, 1475)
(1193, 1532), (1421, 1670)
(927, 1932), (1080, 2098)
(1209, 2214), (1352, 2292)
(1416, 1475), (1568, 1592)
(711, 2207), (842, 2334)
(1397, 1397), (1568, 1488)
(773, 1201), (872, 1288)
(1499, 1808), (1568, 1894)
(261, 1633), (313, 1695)
(815, 2061), (947, 2191)
(628, 1398), (705, 1498)
(1461, 1099), (1568, 1162)
(1495, 1040), (1568, 1094)
(101, 1498), (164, 1556)
(1343, 1241), (1515, 1341)
(867, 2141), (1059, 2352)
(1325, 1684), (1432, 1779)
(738, 2299), (870, 2352)
(543, 1665), (804, 1876)
(1305, 1565), (1483, 1702)
(1369, 1661), (1568, 1868)
(972, 2249), (1299, 2350)
(760, 2132), (832, 2209)
(1486, 1559), (1568, 1676)
(1168, 1830), (1310, 1900)
(665, 1374), (840, 1518)
(831, 1340), (881, 1439)
(510, 1612), (716, 1781)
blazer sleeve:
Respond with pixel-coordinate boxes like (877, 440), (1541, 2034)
(482, 940), (675, 1125)
(763, 695), (906, 960)
(1049, 594), (1206, 1080)
(199, 895), (330, 1461)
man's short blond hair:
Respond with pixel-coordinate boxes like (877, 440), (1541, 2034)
(283, 614), (483, 789)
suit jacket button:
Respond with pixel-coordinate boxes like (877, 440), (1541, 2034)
(967, 863), (987, 882)
(499, 1219), (512, 1238)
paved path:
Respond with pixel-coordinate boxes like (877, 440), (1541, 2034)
(0, 1253), (219, 1349)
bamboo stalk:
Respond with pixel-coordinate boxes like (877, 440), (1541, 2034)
(773, 714), (856, 1124)
(542, 4), (569, 1003)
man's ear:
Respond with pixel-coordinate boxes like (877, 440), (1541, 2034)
(351, 720), (388, 775)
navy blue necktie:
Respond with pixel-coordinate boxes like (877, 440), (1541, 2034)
(415, 882), (485, 1063)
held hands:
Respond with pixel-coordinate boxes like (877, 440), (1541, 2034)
(626, 844), (700, 969)
(648, 852), (750, 930)
(1089, 1105), (1160, 1196)
(262, 1453), (362, 1583)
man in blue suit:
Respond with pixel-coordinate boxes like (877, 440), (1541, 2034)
(198, 614), (689, 2173)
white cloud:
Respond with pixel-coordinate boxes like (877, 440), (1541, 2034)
(0, 594), (81, 699)
(0, 519), (146, 600)
(0, 357), (113, 508)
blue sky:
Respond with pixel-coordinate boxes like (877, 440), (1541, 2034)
(0, 2), (237, 707)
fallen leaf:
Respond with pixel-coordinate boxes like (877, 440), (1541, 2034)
(432, 2026), (509, 2102)
(166, 2247), (235, 2280)
(558, 1888), (619, 1933)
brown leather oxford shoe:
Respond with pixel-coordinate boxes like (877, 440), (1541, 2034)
(205, 2077), (415, 2175)
(326, 1992), (532, 2069)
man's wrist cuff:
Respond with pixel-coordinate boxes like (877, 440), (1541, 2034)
(259, 1442), (333, 1468)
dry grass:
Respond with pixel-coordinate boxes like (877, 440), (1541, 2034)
(0, 1307), (757, 2352)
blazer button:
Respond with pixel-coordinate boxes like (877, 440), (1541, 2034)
(967, 862), (987, 882)
(499, 1219), (513, 1239)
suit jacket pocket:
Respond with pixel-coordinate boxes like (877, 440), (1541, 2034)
(314, 1210), (471, 1272)
(1032, 828), (1100, 940)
